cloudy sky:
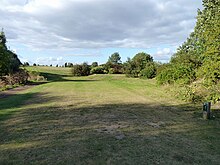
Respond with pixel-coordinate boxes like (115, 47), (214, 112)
(1, 0), (202, 65)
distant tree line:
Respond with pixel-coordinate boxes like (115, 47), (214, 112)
(71, 52), (159, 78)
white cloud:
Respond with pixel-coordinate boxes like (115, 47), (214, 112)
(1, 0), (202, 52)
(153, 48), (175, 62)
(36, 56), (63, 65)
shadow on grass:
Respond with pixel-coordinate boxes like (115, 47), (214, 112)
(40, 72), (98, 82)
(0, 92), (61, 121)
(0, 101), (219, 164)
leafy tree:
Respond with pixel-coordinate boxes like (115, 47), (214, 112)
(91, 62), (98, 68)
(196, 0), (220, 84)
(105, 52), (123, 74)
(140, 62), (157, 79)
(0, 31), (10, 76)
(0, 30), (21, 76)
(68, 63), (73, 67)
(123, 57), (138, 77)
(23, 62), (30, 66)
(132, 52), (153, 71)
(124, 52), (154, 78)
(107, 52), (121, 65)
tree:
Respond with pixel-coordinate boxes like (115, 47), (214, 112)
(124, 52), (154, 78)
(64, 62), (68, 67)
(105, 52), (123, 74)
(68, 63), (73, 67)
(0, 30), (21, 76)
(140, 62), (157, 79)
(91, 62), (98, 68)
(132, 52), (153, 71)
(107, 52), (121, 65)
(196, 0), (220, 84)
(0, 31), (10, 76)
(23, 62), (30, 66)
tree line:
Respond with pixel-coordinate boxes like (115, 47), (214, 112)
(71, 52), (159, 79)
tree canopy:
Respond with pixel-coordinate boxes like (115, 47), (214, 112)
(0, 31), (21, 76)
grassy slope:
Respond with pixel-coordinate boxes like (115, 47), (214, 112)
(0, 66), (219, 165)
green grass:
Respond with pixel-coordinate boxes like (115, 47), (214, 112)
(0, 66), (219, 165)
(24, 66), (72, 81)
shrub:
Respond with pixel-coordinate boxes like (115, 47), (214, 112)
(139, 62), (156, 79)
(90, 66), (105, 74)
(71, 62), (90, 76)
(156, 64), (196, 85)
(28, 71), (46, 82)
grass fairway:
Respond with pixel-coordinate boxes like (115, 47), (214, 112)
(0, 66), (219, 165)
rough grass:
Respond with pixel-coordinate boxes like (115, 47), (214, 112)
(0, 66), (219, 165)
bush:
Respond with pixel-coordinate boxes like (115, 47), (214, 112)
(0, 69), (29, 89)
(139, 62), (156, 79)
(156, 64), (196, 85)
(71, 62), (90, 76)
(28, 71), (46, 82)
(90, 66), (105, 74)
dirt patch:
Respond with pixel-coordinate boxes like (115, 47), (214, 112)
(96, 123), (128, 140)
(0, 85), (35, 99)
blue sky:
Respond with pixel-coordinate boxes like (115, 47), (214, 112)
(1, 0), (202, 66)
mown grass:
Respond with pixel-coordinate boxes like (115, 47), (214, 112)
(0, 66), (219, 165)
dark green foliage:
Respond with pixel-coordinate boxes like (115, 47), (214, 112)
(123, 57), (138, 77)
(132, 52), (153, 71)
(0, 45), (10, 76)
(139, 62), (157, 79)
(107, 52), (121, 65)
(64, 62), (74, 67)
(157, 64), (196, 85)
(90, 66), (105, 74)
(105, 52), (123, 74)
(91, 62), (98, 68)
(0, 31), (21, 76)
(23, 62), (30, 66)
(71, 62), (90, 76)
(124, 52), (155, 78)
(8, 50), (21, 73)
